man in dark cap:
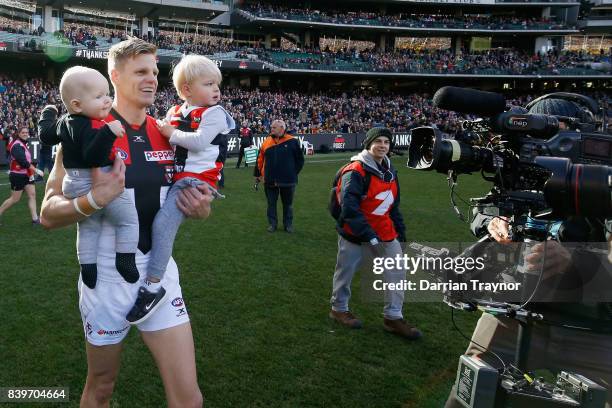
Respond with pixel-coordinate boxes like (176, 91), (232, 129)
(328, 127), (422, 340)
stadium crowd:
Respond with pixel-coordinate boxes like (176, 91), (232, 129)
(152, 86), (477, 134)
(0, 15), (41, 35)
(3, 13), (607, 77)
(59, 25), (101, 48)
(56, 25), (240, 54)
(256, 47), (611, 75)
(0, 14), (238, 54)
(0, 74), (61, 143)
(56, 25), (177, 50)
(1, 74), (610, 141)
(242, 4), (572, 30)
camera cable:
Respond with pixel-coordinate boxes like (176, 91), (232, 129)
(447, 170), (472, 222)
(518, 221), (553, 309)
(452, 308), (536, 384)
(451, 307), (507, 373)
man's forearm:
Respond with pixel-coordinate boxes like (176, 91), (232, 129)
(40, 194), (86, 229)
(40, 148), (85, 229)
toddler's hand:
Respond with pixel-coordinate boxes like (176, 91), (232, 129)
(107, 120), (125, 138)
(156, 119), (176, 139)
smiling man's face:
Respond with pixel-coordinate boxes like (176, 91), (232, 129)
(111, 53), (159, 109)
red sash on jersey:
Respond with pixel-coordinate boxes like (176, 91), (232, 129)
(169, 105), (209, 130)
(102, 114), (173, 166)
(167, 105), (220, 187)
(173, 164), (223, 187)
(339, 161), (399, 242)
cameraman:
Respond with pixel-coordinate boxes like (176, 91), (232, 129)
(445, 98), (612, 408)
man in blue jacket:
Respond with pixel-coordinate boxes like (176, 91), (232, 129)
(254, 119), (304, 233)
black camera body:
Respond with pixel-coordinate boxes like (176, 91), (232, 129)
(407, 88), (612, 219)
(408, 87), (611, 407)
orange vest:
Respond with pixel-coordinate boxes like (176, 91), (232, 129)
(338, 161), (399, 242)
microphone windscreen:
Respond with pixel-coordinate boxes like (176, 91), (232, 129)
(433, 86), (506, 117)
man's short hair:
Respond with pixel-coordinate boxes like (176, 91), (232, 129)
(272, 119), (286, 129)
(171, 55), (222, 100)
(108, 37), (157, 76)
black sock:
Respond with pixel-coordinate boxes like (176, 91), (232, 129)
(115, 253), (139, 283)
(80, 264), (97, 289)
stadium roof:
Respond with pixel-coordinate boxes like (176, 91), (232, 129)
(36, 0), (228, 20)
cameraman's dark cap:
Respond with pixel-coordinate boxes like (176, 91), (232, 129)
(528, 98), (593, 123)
(363, 127), (392, 149)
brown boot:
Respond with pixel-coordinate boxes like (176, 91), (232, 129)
(329, 310), (363, 329)
(383, 318), (422, 340)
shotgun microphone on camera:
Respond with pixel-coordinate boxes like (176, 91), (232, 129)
(433, 86), (507, 117)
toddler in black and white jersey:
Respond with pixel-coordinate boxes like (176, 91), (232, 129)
(126, 55), (235, 324)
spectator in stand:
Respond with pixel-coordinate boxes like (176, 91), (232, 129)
(0, 127), (43, 225)
(0, 129), (10, 162)
(243, 4), (572, 30)
(255, 46), (609, 76)
(0, 74), (62, 139)
(1, 73), (610, 137)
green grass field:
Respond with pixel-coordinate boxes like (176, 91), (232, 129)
(0, 152), (491, 407)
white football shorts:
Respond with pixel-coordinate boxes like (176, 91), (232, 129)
(78, 257), (190, 346)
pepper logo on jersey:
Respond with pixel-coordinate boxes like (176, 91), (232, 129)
(144, 150), (174, 162)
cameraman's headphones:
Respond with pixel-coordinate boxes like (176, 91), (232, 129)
(525, 92), (601, 131)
